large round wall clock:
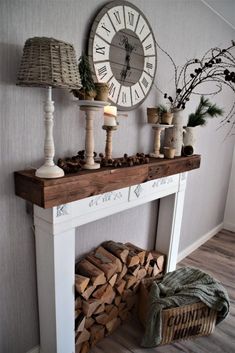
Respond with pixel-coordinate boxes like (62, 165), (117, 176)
(88, 0), (157, 110)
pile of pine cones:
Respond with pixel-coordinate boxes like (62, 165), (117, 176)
(58, 152), (150, 174)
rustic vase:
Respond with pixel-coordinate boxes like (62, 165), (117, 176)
(161, 112), (173, 125)
(164, 109), (188, 157)
(147, 107), (159, 124)
(95, 83), (109, 101)
(172, 108), (188, 126)
(183, 127), (197, 151)
(164, 126), (185, 157)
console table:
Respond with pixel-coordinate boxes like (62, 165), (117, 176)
(14, 155), (200, 353)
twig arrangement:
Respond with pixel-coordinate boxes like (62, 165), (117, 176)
(154, 40), (235, 133)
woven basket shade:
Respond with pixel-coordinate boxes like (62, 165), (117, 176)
(17, 37), (81, 89)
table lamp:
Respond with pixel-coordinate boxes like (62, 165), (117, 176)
(17, 37), (81, 178)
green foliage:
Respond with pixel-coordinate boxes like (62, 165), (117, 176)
(187, 96), (224, 127)
(158, 104), (169, 115)
(78, 54), (95, 92)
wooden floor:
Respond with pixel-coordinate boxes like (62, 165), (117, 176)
(90, 229), (235, 353)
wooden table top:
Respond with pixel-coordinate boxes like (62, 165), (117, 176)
(14, 155), (201, 209)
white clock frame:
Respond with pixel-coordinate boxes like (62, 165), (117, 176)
(88, 0), (157, 110)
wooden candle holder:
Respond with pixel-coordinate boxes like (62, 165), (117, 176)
(102, 125), (118, 160)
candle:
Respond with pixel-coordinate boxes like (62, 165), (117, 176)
(104, 105), (117, 117)
(104, 105), (117, 126)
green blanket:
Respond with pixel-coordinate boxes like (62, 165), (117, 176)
(141, 267), (230, 347)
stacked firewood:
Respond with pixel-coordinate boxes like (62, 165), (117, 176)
(74, 241), (165, 353)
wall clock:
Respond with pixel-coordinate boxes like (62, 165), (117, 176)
(88, 0), (157, 110)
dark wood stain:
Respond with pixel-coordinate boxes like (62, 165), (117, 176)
(90, 229), (235, 353)
(14, 155), (200, 208)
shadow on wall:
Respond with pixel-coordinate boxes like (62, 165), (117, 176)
(0, 42), (22, 85)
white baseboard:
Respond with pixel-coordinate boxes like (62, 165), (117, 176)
(26, 346), (40, 353)
(177, 222), (224, 262)
(223, 221), (235, 232)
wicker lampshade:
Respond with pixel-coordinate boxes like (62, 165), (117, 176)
(17, 37), (81, 89)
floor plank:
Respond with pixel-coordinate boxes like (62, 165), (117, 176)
(90, 230), (235, 353)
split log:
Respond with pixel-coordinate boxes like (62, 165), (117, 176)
(96, 246), (122, 272)
(102, 241), (129, 263)
(75, 297), (82, 310)
(109, 273), (117, 287)
(136, 268), (147, 281)
(75, 328), (90, 345)
(114, 296), (122, 306)
(84, 317), (95, 329)
(124, 274), (137, 289)
(151, 251), (165, 272)
(93, 303), (105, 315)
(117, 264), (127, 282)
(93, 284), (116, 304)
(145, 251), (154, 264)
(90, 324), (105, 346)
(126, 243), (146, 265)
(106, 317), (121, 334)
(95, 312), (109, 325)
(81, 284), (96, 301)
(75, 314), (86, 333)
(87, 249), (117, 280)
(81, 341), (90, 353)
(82, 299), (101, 317)
(129, 264), (140, 277)
(126, 250), (140, 267)
(115, 279), (126, 295)
(105, 304), (114, 314)
(75, 274), (90, 294)
(107, 305), (118, 322)
(153, 263), (161, 276)
(76, 259), (106, 286)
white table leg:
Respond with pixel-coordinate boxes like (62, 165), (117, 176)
(155, 173), (187, 272)
(34, 223), (75, 353)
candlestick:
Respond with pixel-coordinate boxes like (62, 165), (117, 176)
(102, 125), (117, 160)
(150, 124), (173, 158)
(78, 100), (109, 170)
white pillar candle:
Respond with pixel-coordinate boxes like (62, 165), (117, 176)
(104, 105), (117, 126)
(104, 105), (117, 117)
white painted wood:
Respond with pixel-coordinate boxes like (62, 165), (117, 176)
(177, 222), (224, 262)
(34, 216), (75, 353)
(33, 171), (188, 352)
(155, 172), (188, 271)
(36, 87), (64, 178)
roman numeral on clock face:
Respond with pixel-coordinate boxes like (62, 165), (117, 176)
(113, 10), (121, 24)
(95, 45), (105, 55)
(145, 44), (152, 51)
(141, 77), (149, 89)
(146, 62), (153, 69)
(98, 65), (108, 80)
(128, 12), (134, 26)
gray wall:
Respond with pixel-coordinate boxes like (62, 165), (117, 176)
(0, 1), (234, 352)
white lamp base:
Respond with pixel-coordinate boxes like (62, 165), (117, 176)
(36, 164), (64, 178)
(83, 162), (100, 170)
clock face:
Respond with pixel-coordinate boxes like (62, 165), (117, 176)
(88, 0), (157, 110)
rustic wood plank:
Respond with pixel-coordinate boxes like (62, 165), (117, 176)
(14, 155), (201, 208)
